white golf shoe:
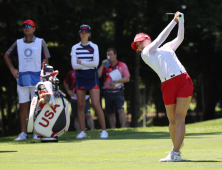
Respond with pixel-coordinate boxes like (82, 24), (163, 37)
(100, 130), (108, 139)
(14, 132), (28, 141)
(159, 151), (182, 162)
(33, 133), (40, 140)
(76, 131), (86, 139)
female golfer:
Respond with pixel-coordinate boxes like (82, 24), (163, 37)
(71, 24), (108, 139)
(131, 12), (193, 162)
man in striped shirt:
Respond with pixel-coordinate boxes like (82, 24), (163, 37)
(4, 19), (51, 141)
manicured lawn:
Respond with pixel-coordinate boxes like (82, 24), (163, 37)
(0, 119), (222, 170)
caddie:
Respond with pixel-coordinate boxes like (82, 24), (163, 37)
(4, 19), (51, 141)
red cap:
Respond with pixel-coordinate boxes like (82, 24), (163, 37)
(23, 20), (35, 27)
(131, 33), (151, 50)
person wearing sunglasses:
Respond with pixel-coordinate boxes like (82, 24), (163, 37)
(71, 24), (108, 139)
(4, 19), (51, 141)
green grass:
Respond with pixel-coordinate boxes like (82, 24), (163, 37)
(0, 119), (222, 170)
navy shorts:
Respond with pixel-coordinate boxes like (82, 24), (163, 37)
(70, 98), (91, 118)
(76, 69), (100, 91)
(104, 90), (125, 114)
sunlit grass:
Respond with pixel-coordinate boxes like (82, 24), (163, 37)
(0, 119), (222, 170)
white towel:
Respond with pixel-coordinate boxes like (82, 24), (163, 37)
(43, 81), (55, 106)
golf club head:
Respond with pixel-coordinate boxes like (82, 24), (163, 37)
(163, 13), (175, 21)
(162, 14), (169, 21)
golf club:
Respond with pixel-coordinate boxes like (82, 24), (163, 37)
(162, 13), (182, 21)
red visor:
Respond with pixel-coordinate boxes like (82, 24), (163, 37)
(131, 33), (151, 50)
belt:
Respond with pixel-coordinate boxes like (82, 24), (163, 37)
(104, 89), (122, 93)
(161, 71), (186, 83)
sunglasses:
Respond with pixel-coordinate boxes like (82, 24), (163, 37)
(23, 25), (33, 28)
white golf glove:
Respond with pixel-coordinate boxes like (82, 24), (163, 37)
(177, 12), (184, 22)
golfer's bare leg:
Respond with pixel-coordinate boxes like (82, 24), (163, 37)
(76, 90), (86, 131)
(20, 102), (29, 133)
(173, 96), (192, 152)
(108, 113), (116, 129)
(118, 109), (126, 128)
(89, 89), (106, 130)
(165, 104), (176, 146)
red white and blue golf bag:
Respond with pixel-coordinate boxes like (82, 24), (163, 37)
(27, 64), (70, 140)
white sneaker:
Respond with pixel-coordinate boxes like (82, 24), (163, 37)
(76, 131), (86, 139)
(159, 151), (182, 162)
(100, 130), (108, 139)
(14, 132), (28, 141)
(33, 133), (40, 140)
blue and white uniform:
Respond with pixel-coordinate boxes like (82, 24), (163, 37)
(17, 38), (42, 86)
(71, 41), (100, 91)
(6, 36), (51, 103)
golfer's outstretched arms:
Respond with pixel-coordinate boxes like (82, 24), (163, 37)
(146, 20), (177, 56)
(163, 20), (184, 51)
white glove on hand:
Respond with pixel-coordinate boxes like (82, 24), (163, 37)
(177, 12), (184, 22)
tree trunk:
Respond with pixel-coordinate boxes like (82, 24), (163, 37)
(131, 52), (140, 127)
(6, 75), (13, 136)
(0, 88), (6, 136)
(202, 72), (217, 120)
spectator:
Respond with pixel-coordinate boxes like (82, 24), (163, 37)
(71, 24), (108, 139)
(97, 48), (130, 128)
(63, 69), (94, 131)
(4, 19), (51, 141)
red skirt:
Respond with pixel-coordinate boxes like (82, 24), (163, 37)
(161, 72), (193, 105)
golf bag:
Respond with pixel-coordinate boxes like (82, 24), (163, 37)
(27, 63), (70, 138)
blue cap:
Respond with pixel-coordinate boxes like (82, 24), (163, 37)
(79, 24), (91, 33)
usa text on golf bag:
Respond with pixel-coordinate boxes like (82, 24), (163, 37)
(27, 64), (70, 137)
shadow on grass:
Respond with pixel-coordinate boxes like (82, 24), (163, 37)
(0, 151), (18, 153)
(185, 132), (222, 138)
(59, 129), (222, 142)
(1, 129), (221, 144)
(102, 130), (222, 140)
(183, 160), (221, 162)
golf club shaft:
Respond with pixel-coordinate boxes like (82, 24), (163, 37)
(165, 13), (182, 17)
